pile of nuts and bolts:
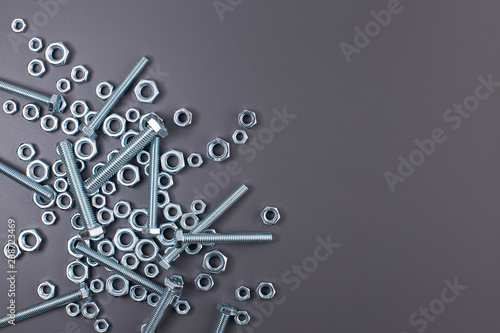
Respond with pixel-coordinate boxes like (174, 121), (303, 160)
(0, 16), (284, 333)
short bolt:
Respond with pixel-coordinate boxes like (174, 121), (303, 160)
(57, 140), (103, 239)
(0, 78), (66, 113)
(174, 230), (272, 248)
(0, 159), (55, 200)
(143, 136), (161, 236)
(80, 56), (149, 139)
(0, 284), (90, 328)
(213, 303), (237, 333)
(84, 113), (168, 194)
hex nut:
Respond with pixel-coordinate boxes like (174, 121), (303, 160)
(106, 274), (129, 297)
(128, 208), (148, 232)
(125, 108), (140, 123)
(157, 190), (170, 209)
(70, 65), (89, 83)
(81, 301), (100, 319)
(70, 100), (89, 118)
(232, 130), (248, 144)
(156, 222), (178, 246)
(61, 117), (79, 136)
(92, 194), (106, 209)
(66, 303), (80, 317)
(134, 80), (159, 103)
(260, 206), (281, 225)
(257, 282), (276, 300)
(163, 203), (182, 222)
(67, 235), (88, 258)
(113, 228), (138, 252)
(121, 253), (140, 270)
(56, 192), (73, 210)
(144, 263), (160, 278)
(90, 278), (105, 294)
(40, 114), (59, 132)
(134, 239), (159, 262)
(136, 150), (150, 165)
(113, 200), (132, 219)
(101, 181), (117, 195)
(97, 207), (114, 226)
(187, 153), (203, 168)
(202, 249), (228, 274)
(45, 42), (70, 66)
(185, 242), (203, 256)
(207, 138), (230, 163)
(96, 239), (115, 257)
(37, 280), (56, 300)
(96, 81), (114, 100)
(235, 286), (251, 301)
(53, 178), (68, 193)
(95, 318), (110, 332)
(120, 130), (138, 148)
(103, 113), (126, 138)
(238, 109), (257, 128)
(12, 18), (27, 33)
(74, 137), (98, 161)
(147, 293), (160, 307)
(175, 300), (191, 315)
(28, 59), (46, 78)
(32, 187), (56, 209)
(117, 164), (140, 187)
(4, 243), (21, 260)
(22, 103), (40, 122)
(179, 212), (199, 231)
(130, 285), (147, 302)
(28, 37), (43, 52)
(173, 108), (193, 127)
(157, 172), (174, 190)
(235, 310), (251, 325)
(161, 149), (185, 174)
(41, 211), (57, 225)
(56, 78), (71, 93)
(84, 111), (97, 125)
(18, 143), (36, 161)
(195, 273), (214, 292)
(190, 199), (207, 215)
(66, 260), (89, 284)
(3, 100), (18, 115)
(26, 159), (50, 183)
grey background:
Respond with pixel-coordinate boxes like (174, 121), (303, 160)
(0, 0), (498, 332)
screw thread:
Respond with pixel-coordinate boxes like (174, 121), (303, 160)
(143, 291), (178, 333)
(146, 137), (160, 231)
(213, 313), (230, 333)
(0, 289), (82, 327)
(75, 241), (165, 295)
(0, 160), (54, 199)
(87, 56), (149, 132)
(183, 232), (272, 245)
(159, 184), (248, 267)
(0, 80), (50, 106)
(84, 126), (156, 193)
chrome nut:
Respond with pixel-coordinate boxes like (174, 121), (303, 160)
(90, 278), (105, 294)
(101, 181), (116, 195)
(26, 159), (50, 183)
(261, 206), (281, 225)
(28, 37), (43, 52)
(147, 293), (159, 307)
(97, 207), (114, 226)
(106, 274), (129, 297)
(175, 300), (191, 315)
(81, 301), (100, 319)
(190, 199), (207, 215)
(121, 253), (139, 270)
(12, 18), (27, 33)
(130, 285), (147, 302)
(179, 212), (199, 231)
(66, 260), (89, 284)
(173, 108), (192, 127)
(113, 228), (138, 252)
(103, 113), (126, 138)
(187, 153), (203, 168)
(45, 42), (70, 66)
(28, 59), (46, 78)
(113, 200), (132, 219)
(74, 137), (98, 161)
(67, 235), (89, 258)
(32, 188), (56, 209)
(56, 78), (71, 93)
(235, 286), (250, 301)
(61, 117), (79, 136)
(70, 100), (89, 118)
(207, 137), (230, 163)
(195, 273), (214, 292)
(53, 178), (68, 192)
(40, 114), (59, 132)
(157, 172), (174, 190)
(96, 81), (114, 100)
(17, 143), (36, 161)
(161, 149), (185, 174)
(235, 310), (251, 325)
(202, 249), (227, 274)
(95, 318), (109, 333)
(156, 222), (178, 246)
(134, 80), (159, 103)
(41, 211), (57, 225)
(84, 111), (97, 125)
(106, 149), (120, 162)
(4, 243), (21, 260)
(125, 108), (140, 123)
(157, 190), (170, 209)
(37, 280), (56, 300)
(134, 239), (159, 262)
(120, 130), (139, 148)
(185, 243), (203, 256)
(96, 239), (115, 257)
(163, 203), (182, 222)
(238, 109), (257, 128)
(232, 130), (248, 144)
(136, 150), (150, 165)
(22, 103), (40, 121)
(256, 282), (276, 300)
(66, 303), (80, 317)
(52, 160), (66, 177)
(91, 194), (106, 209)
(117, 164), (140, 187)
(56, 192), (73, 210)
(3, 100), (18, 115)
(92, 162), (104, 176)
(70, 65), (90, 83)
(144, 263), (160, 278)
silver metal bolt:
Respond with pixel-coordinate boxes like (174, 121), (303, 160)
(143, 136), (161, 235)
(157, 184), (248, 270)
(84, 113), (168, 194)
(0, 78), (66, 113)
(0, 284), (90, 328)
(57, 140), (103, 239)
(80, 56), (149, 139)
(0, 159), (55, 200)
(213, 303), (237, 333)
(174, 230), (272, 248)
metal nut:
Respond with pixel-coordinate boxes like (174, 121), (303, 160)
(130, 285), (147, 302)
(96, 81), (114, 100)
(12, 18), (27, 33)
(120, 130), (138, 148)
(53, 178), (68, 192)
(161, 149), (185, 174)
(90, 278), (105, 294)
(66, 260), (89, 284)
(70, 65), (89, 83)
(95, 318), (109, 332)
(56, 192), (73, 210)
(195, 273), (214, 292)
(144, 263), (159, 278)
(173, 108), (192, 127)
(136, 150), (150, 165)
(74, 137), (98, 161)
(175, 300), (191, 315)
(45, 42), (70, 66)
(103, 113), (126, 138)
(66, 303), (80, 317)
(156, 222), (178, 246)
(113, 228), (138, 252)
(28, 59), (46, 78)
(235, 310), (251, 325)
(40, 114), (59, 132)
(37, 280), (56, 300)
(81, 301), (100, 319)
(134, 80), (159, 103)
(134, 239), (159, 262)
(91, 194), (106, 209)
(256, 282), (276, 300)
(121, 253), (140, 270)
(163, 203), (182, 222)
(61, 117), (79, 136)
(157, 190), (170, 209)
(28, 37), (43, 52)
(128, 208), (148, 232)
(56, 78), (71, 93)
(232, 130), (248, 144)
(235, 286), (251, 301)
(179, 212), (199, 231)
(238, 109), (257, 128)
(70, 100), (89, 118)
(17, 143), (36, 161)
(207, 137), (230, 163)
(96, 239), (115, 257)
(97, 207), (114, 226)
(125, 108), (140, 123)
(41, 211), (57, 225)
(190, 199), (207, 215)
(187, 153), (203, 168)
(4, 242), (21, 260)
(260, 206), (281, 225)
(26, 159), (50, 183)
(202, 249), (227, 274)
(22, 103), (40, 121)
(101, 181), (116, 195)
(3, 100), (18, 115)
(158, 172), (174, 190)
(113, 200), (132, 219)
(106, 274), (129, 297)
(117, 164), (140, 187)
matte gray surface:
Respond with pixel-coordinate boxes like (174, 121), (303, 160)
(0, 0), (499, 332)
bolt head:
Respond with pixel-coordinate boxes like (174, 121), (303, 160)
(142, 228), (161, 236)
(49, 94), (66, 113)
(79, 283), (92, 302)
(217, 302), (237, 316)
(164, 274), (184, 291)
(157, 257), (172, 270)
(145, 112), (168, 138)
(174, 229), (184, 248)
(79, 124), (97, 139)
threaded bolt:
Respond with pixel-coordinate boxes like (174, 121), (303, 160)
(143, 136), (161, 235)
(0, 160), (55, 200)
(142, 277), (183, 333)
(213, 303), (237, 333)
(174, 230), (272, 248)
(0, 284), (90, 328)
(57, 140), (103, 239)
(80, 56), (149, 138)
(157, 184), (248, 270)
(0, 79), (66, 113)
(84, 113), (168, 194)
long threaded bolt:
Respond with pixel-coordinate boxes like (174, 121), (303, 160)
(143, 136), (161, 235)
(213, 303), (237, 333)
(143, 281), (182, 333)
(0, 160), (55, 200)
(83, 113), (168, 194)
(57, 140), (103, 239)
(174, 230), (272, 248)
(157, 184), (248, 270)
(0, 284), (90, 328)
(80, 56), (149, 139)
(0, 78), (66, 113)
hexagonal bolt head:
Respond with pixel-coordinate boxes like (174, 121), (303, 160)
(217, 302), (238, 316)
(49, 94), (67, 113)
(145, 112), (168, 138)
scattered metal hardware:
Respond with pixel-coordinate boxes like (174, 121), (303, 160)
(134, 239), (159, 262)
(113, 200), (132, 219)
(12, 18), (27, 33)
(195, 273), (214, 292)
(56, 192), (74, 210)
(191, 199), (207, 215)
(61, 117), (79, 136)
(121, 253), (140, 270)
(130, 285), (147, 302)
(213, 303), (238, 333)
(202, 249), (228, 274)
(41, 211), (57, 225)
(96, 239), (115, 257)
(66, 260), (89, 284)
(117, 164), (141, 187)
(185, 242), (203, 255)
(156, 222), (178, 246)
(147, 293), (159, 307)
(126, 108), (140, 123)
(136, 150), (150, 165)
(37, 281), (56, 300)
(40, 114), (59, 132)
(22, 103), (40, 121)
(97, 207), (114, 226)
(26, 159), (50, 183)
(4, 242), (21, 260)
(28, 37), (44, 52)
(175, 230), (272, 248)
(232, 129), (248, 144)
(3, 100), (17, 115)
(90, 278), (105, 293)
(101, 181), (116, 195)
(179, 213), (199, 231)
(103, 113), (126, 138)
(256, 282), (276, 300)
(52, 160), (66, 177)
(187, 153), (203, 168)
(234, 310), (250, 325)
(45, 42), (71, 66)
(238, 109), (257, 128)
(120, 129), (139, 148)
(28, 59), (46, 78)
(81, 301), (100, 319)
(175, 300), (191, 315)
(157, 172), (173, 190)
(66, 303), (80, 317)
(91, 194), (106, 209)
(144, 263), (160, 278)
(163, 202), (182, 222)
(207, 137), (230, 163)
(113, 228), (138, 252)
(96, 81), (114, 100)
(17, 143), (36, 161)
(74, 136), (98, 161)
(71, 65), (90, 83)
(173, 108), (192, 127)
(53, 178), (68, 192)
(235, 286), (251, 301)
(106, 274), (129, 297)
(134, 79), (159, 103)
(95, 318), (110, 332)
(160, 149), (185, 174)
(56, 78), (71, 93)
(261, 206), (281, 225)
(70, 100), (89, 118)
